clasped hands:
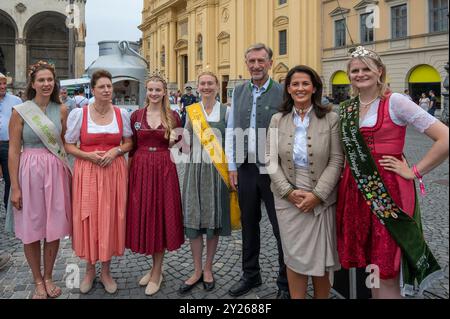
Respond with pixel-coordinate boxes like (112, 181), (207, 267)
(287, 190), (321, 214)
(88, 149), (118, 168)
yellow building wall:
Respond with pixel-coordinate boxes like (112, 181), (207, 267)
(140, 0), (322, 100)
(321, 0), (448, 98)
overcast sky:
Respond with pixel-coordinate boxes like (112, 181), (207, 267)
(84, 0), (143, 69)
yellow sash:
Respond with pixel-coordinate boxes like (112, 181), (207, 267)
(187, 103), (241, 230)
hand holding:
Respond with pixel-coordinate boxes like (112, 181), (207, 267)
(99, 149), (118, 168)
(88, 151), (105, 165)
(229, 171), (238, 192)
(287, 190), (305, 206)
(296, 190), (321, 213)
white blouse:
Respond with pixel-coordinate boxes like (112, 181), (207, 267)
(200, 101), (230, 122)
(293, 106), (313, 168)
(360, 93), (437, 133)
(65, 106), (133, 144)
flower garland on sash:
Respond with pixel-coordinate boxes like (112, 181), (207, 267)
(187, 103), (241, 230)
(339, 96), (442, 296)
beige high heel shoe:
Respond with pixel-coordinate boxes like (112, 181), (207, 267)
(79, 276), (96, 294)
(139, 269), (152, 286)
(145, 274), (163, 296)
(100, 274), (117, 294)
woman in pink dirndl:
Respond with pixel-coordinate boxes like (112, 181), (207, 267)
(9, 61), (72, 299)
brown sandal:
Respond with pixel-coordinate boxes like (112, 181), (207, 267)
(32, 282), (48, 299)
(44, 279), (62, 298)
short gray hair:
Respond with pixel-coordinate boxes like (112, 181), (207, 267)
(245, 43), (273, 60)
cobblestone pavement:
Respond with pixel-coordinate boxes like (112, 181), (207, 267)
(0, 128), (448, 300)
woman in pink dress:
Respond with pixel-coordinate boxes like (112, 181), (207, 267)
(8, 61), (72, 299)
(336, 46), (449, 298)
(126, 75), (184, 296)
(65, 70), (133, 294)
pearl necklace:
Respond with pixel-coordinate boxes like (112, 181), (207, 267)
(359, 95), (379, 108)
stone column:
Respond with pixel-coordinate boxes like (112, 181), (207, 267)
(75, 41), (86, 78)
(168, 19), (177, 88)
(441, 63), (449, 126)
(14, 38), (27, 90)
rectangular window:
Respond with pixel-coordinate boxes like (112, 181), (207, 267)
(279, 0), (287, 5)
(360, 12), (374, 43)
(335, 19), (346, 47)
(429, 0), (449, 32)
(279, 30), (287, 55)
(391, 4), (407, 39)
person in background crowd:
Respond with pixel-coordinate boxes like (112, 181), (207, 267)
(419, 93), (431, 112)
(428, 90), (437, 117)
(74, 87), (89, 108)
(403, 89), (413, 101)
(59, 87), (76, 113)
(0, 72), (22, 274)
(180, 86), (198, 127)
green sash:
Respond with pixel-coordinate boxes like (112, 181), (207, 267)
(14, 100), (72, 175)
(339, 96), (442, 296)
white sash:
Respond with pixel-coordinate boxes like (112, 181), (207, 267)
(14, 100), (72, 175)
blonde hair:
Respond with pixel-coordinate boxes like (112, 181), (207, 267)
(145, 75), (176, 139)
(347, 55), (389, 98)
(197, 71), (219, 85)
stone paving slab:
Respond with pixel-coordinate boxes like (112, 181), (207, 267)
(0, 128), (447, 299)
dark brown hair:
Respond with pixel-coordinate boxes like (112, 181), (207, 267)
(25, 61), (61, 104)
(90, 69), (113, 88)
(279, 65), (329, 119)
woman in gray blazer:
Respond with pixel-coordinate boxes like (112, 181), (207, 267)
(266, 65), (344, 299)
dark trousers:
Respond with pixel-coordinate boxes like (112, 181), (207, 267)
(428, 106), (437, 116)
(0, 142), (10, 210)
(237, 162), (288, 291)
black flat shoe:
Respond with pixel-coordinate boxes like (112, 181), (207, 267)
(203, 277), (215, 291)
(178, 274), (203, 294)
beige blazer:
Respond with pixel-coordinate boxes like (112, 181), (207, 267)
(265, 108), (344, 207)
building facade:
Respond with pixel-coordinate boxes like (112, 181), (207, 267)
(322, 0), (449, 103)
(0, 0), (87, 91)
(140, 0), (322, 103)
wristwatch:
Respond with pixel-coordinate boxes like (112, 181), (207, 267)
(116, 147), (124, 155)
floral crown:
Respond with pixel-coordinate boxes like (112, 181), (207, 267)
(28, 60), (55, 77)
(349, 46), (381, 61)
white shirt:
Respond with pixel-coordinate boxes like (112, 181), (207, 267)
(360, 93), (436, 133)
(74, 95), (89, 108)
(292, 106), (313, 168)
(65, 106), (132, 144)
(225, 77), (272, 171)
